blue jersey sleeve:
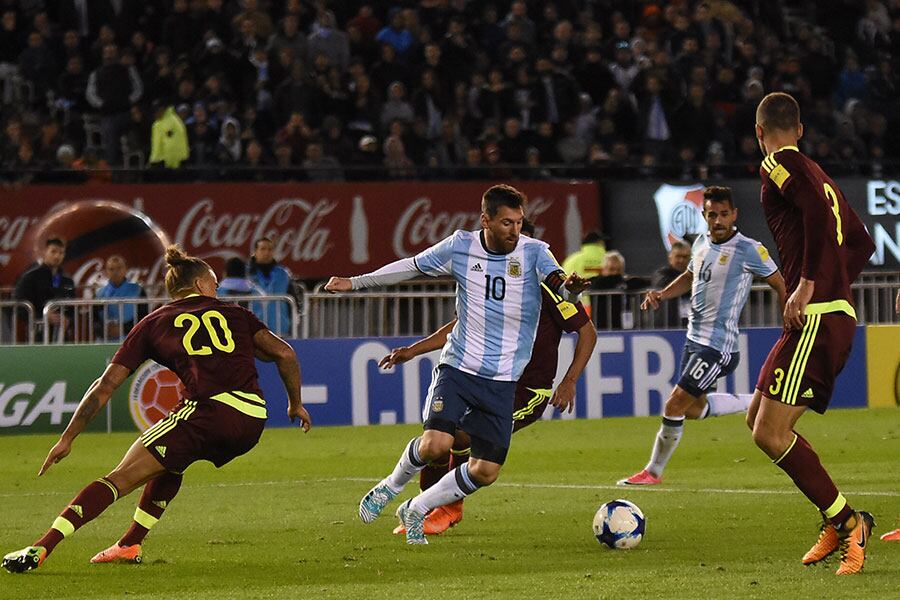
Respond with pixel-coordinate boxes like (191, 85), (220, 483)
(743, 240), (778, 277)
(413, 233), (456, 276)
(534, 242), (564, 280)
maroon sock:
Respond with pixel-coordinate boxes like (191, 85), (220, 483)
(35, 477), (119, 556)
(119, 472), (183, 547)
(419, 453), (451, 492)
(449, 446), (470, 471)
(775, 432), (853, 526)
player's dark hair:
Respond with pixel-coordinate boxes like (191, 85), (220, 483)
(703, 186), (734, 208)
(45, 237), (65, 248)
(756, 92), (800, 132)
(670, 240), (691, 252)
(254, 237), (273, 249)
(482, 184), (527, 218)
(582, 231), (604, 244)
(521, 217), (536, 237)
(165, 245), (212, 298)
(225, 257), (246, 278)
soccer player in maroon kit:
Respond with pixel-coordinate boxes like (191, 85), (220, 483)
(380, 220), (596, 535)
(2, 246), (312, 573)
(748, 92), (876, 575)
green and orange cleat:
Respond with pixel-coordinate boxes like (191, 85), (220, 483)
(90, 543), (143, 564)
(2, 546), (47, 573)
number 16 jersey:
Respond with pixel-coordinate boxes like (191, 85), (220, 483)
(112, 295), (267, 401)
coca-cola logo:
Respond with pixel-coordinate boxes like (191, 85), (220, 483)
(174, 198), (337, 263)
(391, 196), (554, 257)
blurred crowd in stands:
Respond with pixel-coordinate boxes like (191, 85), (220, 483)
(0, 0), (898, 184)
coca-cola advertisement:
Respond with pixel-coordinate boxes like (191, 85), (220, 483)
(0, 181), (600, 290)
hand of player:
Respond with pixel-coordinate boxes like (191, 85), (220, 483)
(783, 278), (814, 330)
(324, 277), (352, 293)
(288, 404), (312, 433)
(641, 290), (662, 311)
(39, 437), (72, 476)
(564, 272), (591, 295)
(895, 289), (899, 315)
(549, 378), (576, 414)
(378, 347), (414, 369)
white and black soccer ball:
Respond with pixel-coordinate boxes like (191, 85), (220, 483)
(593, 499), (645, 549)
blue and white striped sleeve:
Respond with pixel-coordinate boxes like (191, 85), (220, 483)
(412, 233), (456, 276)
(744, 240), (778, 277)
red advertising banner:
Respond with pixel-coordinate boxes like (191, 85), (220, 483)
(0, 181), (599, 290)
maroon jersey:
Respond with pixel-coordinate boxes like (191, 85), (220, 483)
(517, 283), (591, 389)
(759, 146), (874, 313)
(112, 295), (267, 400)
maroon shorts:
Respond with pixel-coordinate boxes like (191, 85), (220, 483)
(140, 398), (265, 473)
(512, 384), (553, 432)
(756, 313), (856, 414)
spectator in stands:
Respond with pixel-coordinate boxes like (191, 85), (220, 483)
(95, 255), (145, 341)
(650, 241), (692, 328)
(86, 43), (143, 165)
(215, 117), (243, 164)
(149, 101), (189, 169)
(14, 238), (75, 341)
(376, 8), (414, 58)
(249, 237), (295, 336)
(302, 141), (343, 181)
(563, 231), (607, 278)
(380, 81), (414, 131)
(219, 257), (265, 297)
(307, 10), (349, 71)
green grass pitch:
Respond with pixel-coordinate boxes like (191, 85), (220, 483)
(1, 409), (898, 599)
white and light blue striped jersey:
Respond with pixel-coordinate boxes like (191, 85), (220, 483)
(686, 231), (777, 353)
(414, 229), (563, 381)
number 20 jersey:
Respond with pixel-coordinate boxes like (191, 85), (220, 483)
(413, 230), (564, 382)
(112, 295), (267, 400)
(687, 231), (777, 354)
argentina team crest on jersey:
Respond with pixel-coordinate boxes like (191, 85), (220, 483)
(718, 254), (729, 265)
(508, 257), (522, 277)
(431, 397), (444, 412)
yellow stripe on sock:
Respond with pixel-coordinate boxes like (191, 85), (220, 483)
(52, 516), (75, 538)
(773, 433), (798, 464)
(133, 507), (159, 529)
(450, 447), (471, 456)
(824, 493), (848, 519)
(96, 477), (119, 502)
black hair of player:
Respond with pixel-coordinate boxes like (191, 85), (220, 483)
(45, 237), (65, 248)
(481, 184), (527, 218)
(703, 186), (734, 209)
(756, 92), (800, 132)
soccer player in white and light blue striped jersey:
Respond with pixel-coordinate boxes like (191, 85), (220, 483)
(619, 186), (786, 486)
(325, 184), (590, 544)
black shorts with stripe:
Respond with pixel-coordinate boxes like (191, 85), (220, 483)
(756, 313), (855, 414)
(140, 393), (266, 474)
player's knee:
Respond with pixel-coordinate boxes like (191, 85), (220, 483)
(663, 388), (692, 418)
(467, 461), (500, 486)
(751, 423), (778, 454)
(417, 435), (452, 461)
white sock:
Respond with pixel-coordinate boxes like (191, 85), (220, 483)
(705, 393), (753, 417)
(409, 463), (481, 515)
(645, 416), (684, 478)
(385, 437), (427, 493)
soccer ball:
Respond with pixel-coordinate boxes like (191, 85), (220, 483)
(593, 499), (645, 549)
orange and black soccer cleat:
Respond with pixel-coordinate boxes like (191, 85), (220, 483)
(393, 501), (464, 536)
(802, 519), (840, 565)
(2, 546), (47, 573)
(835, 511), (875, 575)
(879, 517), (900, 541)
(90, 543), (143, 564)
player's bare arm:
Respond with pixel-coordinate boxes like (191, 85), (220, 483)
(253, 329), (311, 432)
(784, 277), (813, 330)
(550, 319), (597, 414)
(642, 270), (693, 311)
(765, 271), (787, 323)
(39, 363), (132, 476)
(379, 319), (457, 369)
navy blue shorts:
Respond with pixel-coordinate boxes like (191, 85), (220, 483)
(422, 365), (516, 459)
(677, 340), (739, 398)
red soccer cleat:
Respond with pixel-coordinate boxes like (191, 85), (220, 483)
(617, 469), (661, 486)
(90, 543), (143, 564)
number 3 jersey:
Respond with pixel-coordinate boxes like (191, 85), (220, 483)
(414, 230), (564, 382)
(112, 295), (267, 400)
(759, 146), (874, 314)
(687, 231), (777, 354)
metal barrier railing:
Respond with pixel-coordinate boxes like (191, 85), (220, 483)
(42, 295), (300, 344)
(0, 300), (35, 345)
(302, 280), (900, 338)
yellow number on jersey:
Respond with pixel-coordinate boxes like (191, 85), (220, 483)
(823, 183), (843, 245)
(175, 310), (236, 356)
